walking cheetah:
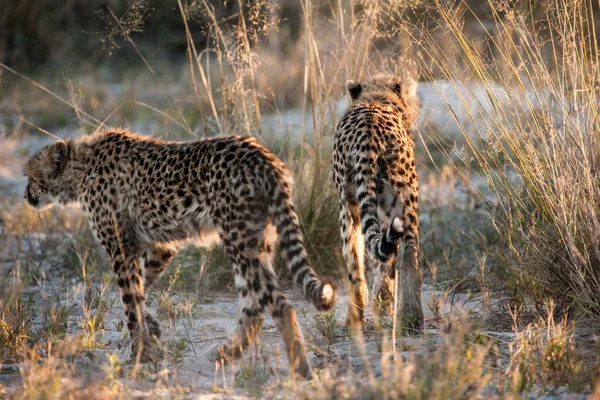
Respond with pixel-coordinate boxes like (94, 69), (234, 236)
(332, 74), (423, 331)
(24, 128), (336, 378)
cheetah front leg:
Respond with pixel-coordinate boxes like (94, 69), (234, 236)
(141, 243), (180, 340)
(103, 238), (163, 363)
(143, 244), (178, 290)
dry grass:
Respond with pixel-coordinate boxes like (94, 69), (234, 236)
(0, 266), (32, 363)
(289, 318), (494, 400)
(506, 301), (590, 393)
(396, 0), (600, 315)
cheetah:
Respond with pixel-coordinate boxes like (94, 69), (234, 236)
(24, 128), (336, 378)
(332, 74), (423, 331)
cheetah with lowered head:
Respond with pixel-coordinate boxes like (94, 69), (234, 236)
(24, 128), (336, 378)
(332, 74), (423, 331)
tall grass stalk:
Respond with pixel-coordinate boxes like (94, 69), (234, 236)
(401, 0), (600, 314)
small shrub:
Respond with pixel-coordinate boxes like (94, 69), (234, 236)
(507, 301), (586, 392)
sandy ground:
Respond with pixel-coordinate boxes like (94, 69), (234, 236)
(0, 252), (486, 397)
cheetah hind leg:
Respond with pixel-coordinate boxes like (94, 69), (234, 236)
(208, 256), (311, 379)
(339, 203), (368, 330)
(274, 304), (311, 379)
(398, 244), (424, 333)
(207, 265), (264, 364)
(145, 313), (162, 339)
(372, 217), (403, 321)
(208, 313), (264, 364)
(372, 259), (395, 320)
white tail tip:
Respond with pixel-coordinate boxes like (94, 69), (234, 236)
(391, 216), (403, 233)
(321, 283), (334, 303)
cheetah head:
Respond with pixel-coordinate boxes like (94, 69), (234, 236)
(346, 74), (420, 129)
(24, 141), (71, 210)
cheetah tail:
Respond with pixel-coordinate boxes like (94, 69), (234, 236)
(357, 156), (404, 263)
(272, 192), (336, 312)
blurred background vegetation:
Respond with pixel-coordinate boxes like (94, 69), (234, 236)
(1, 0), (308, 70)
(4, 0), (586, 75)
(0, 0), (571, 133)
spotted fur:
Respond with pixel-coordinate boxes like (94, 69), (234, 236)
(332, 74), (423, 330)
(24, 128), (336, 378)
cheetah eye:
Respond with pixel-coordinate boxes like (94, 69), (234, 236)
(392, 83), (402, 97)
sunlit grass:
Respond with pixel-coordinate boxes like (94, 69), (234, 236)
(1, 0), (600, 397)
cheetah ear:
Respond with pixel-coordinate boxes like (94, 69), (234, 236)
(402, 78), (418, 100)
(347, 80), (362, 100)
(48, 141), (69, 173)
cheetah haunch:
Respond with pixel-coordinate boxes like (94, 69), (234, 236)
(332, 74), (423, 331)
(24, 128), (336, 378)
